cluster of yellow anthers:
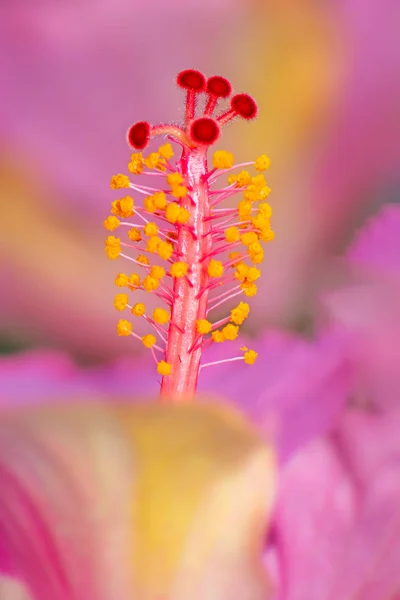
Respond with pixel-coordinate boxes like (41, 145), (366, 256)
(105, 141), (273, 379)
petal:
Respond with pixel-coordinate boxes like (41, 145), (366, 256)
(198, 330), (350, 462)
(0, 401), (276, 600)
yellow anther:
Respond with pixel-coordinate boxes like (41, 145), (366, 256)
(114, 293), (128, 311)
(225, 226), (240, 243)
(115, 273), (129, 287)
(144, 195), (157, 213)
(248, 241), (264, 264)
(144, 222), (159, 237)
(104, 216), (120, 231)
(171, 185), (188, 199)
(177, 207), (190, 224)
(244, 185), (260, 202)
(196, 319), (212, 335)
(207, 259), (224, 278)
(260, 228), (275, 242)
(241, 232), (259, 246)
(241, 282), (258, 296)
(212, 150), (234, 169)
(128, 227), (142, 242)
(142, 334), (156, 348)
(150, 265), (165, 279)
(244, 349), (258, 364)
(255, 155), (271, 171)
(142, 275), (159, 291)
(116, 319), (132, 336)
(153, 308), (170, 325)
(157, 360), (172, 376)
(167, 172), (184, 186)
(230, 301), (250, 325)
(128, 274), (141, 288)
(153, 191), (167, 210)
(165, 202), (180, 224)
(137, 254), (150, 265)
(228, 170), (252, 187)
(131, 303), (146, 317)
(238, 200), (252, 220)
(228, 251), (242, 265)
(110, 174), (130, 189)
(259, 203), (273, 218)
(146, 236), (162, 253)
(227, 174), (238, 185)
(211, 330), (225, 343)
(105, 236), (121, 260)
(112, 196), (134, 217)
(247, 266), (261, 282)
(158, 143), (174, 160)
(157, 241), (174, 260)
(170, 262), (188, 278)
(128, 153), (144, 175)
(237, 171), (252, 187)
(144, 152), (167, 171)
(252, 213), (270, 231)
(222, 323), (239, 341)
(234, 262), (249, 282)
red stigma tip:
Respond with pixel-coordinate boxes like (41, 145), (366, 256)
(190, 117), (220, 145)
(231, 94), (258, 120)
(127, 121), (150, 149)
(177, 69), (206, 92)
(206, 76), (232, 98)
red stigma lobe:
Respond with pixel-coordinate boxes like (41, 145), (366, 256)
(127, 121), (151, 150)
(190, 118), (220, 145)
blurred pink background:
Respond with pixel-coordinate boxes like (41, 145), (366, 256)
(0, 0), (399, 363)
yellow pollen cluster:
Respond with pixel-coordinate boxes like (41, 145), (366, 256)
(207, 259), (224, 278)
(142, 275), (159, 291)
(111, 196), (134, 218)
(110, 174), (130, 189)
(157, 360), (172, 376)
(144, 222), (159, 237)
(255, 155), (271, 171)
(137, 254), (150, 265)
(105, 236), (121, 259)
(212, 150), (234, 170)
(144, 152), (167, 171)
(230, 302), (250, 325)
(196, 319), (212, 335)
(117, 319), (132, 336)
(150, 265), (165, 279)
(142, 334), (156, 348)
(244, 174), (271, 202)
(225, 226), (240, 243)
(153, 308), (170, 324)
(128, 227), (142, 242)
(241, 347), (258, 364)
(128, 153), (144, 175)
(104, 216), (120, 231)
(165, 203), (190, 224)
(131, 303), (146, 316)
(158, 143), (174, 160)
(170, 262), (188, 278)
(114, 293), (129, 311)
(228, 170), (252, 187)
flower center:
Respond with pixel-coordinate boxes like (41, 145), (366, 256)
(105, 69), (274, 400)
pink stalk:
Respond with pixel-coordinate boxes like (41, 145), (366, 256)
(160, 146), (212, 399)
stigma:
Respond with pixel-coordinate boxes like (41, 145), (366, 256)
(104, 69), (274, 400)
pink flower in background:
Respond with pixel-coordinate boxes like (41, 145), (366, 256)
(323, 204), (400, 410)
(268, 407), (400, 600)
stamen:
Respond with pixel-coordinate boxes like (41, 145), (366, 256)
(106, 70), (273, 400)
